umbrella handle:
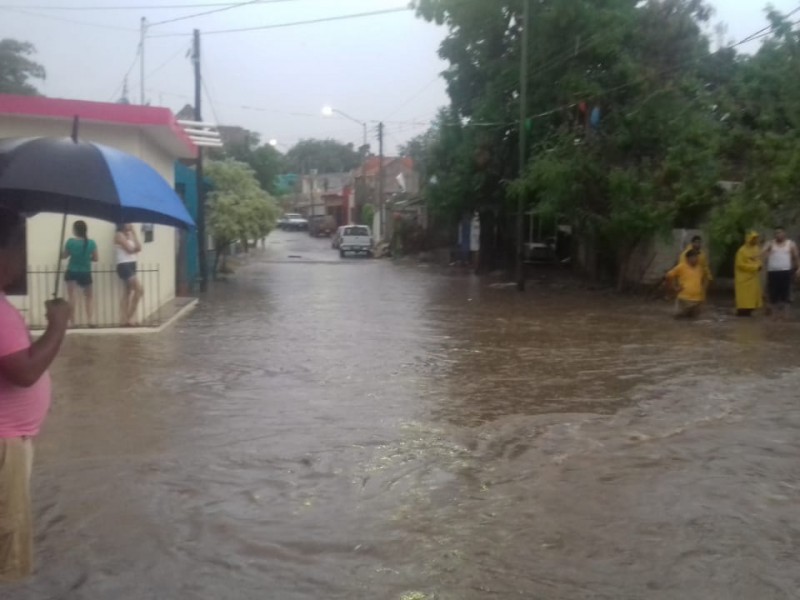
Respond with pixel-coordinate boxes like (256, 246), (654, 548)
(54, 211), (68, 298)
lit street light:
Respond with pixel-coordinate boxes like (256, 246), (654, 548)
(268, 139), (289, 150)
(321, 105), (368, 148)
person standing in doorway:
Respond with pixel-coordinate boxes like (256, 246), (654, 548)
(680, 235), (712, 290)
(0, 208), (70, 582)
(763, 226), (798, 319)
(61, 220), (98, 327)
(665, 249), (705, 318)
(115, 224), (143, 327)
(734, 231), (763, 317)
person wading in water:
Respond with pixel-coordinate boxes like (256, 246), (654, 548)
(763, 226), (799, 319)
(0, 208), (70, 581)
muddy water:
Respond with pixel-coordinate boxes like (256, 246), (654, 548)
(9, 232), (800, 599)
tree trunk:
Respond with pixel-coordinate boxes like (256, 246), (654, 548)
(212, 245), (220, 279)
(616, 243), (636, 293)
(220, 248), (229, 273)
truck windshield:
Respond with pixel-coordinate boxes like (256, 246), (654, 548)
(344, 227), (370, 236)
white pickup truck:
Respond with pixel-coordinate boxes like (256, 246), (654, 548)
(339, 225), (373, 258)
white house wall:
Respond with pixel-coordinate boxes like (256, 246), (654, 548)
(1, 117), (179, 325)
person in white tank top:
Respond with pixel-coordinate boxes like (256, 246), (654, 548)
(114, 224), (143, 327)
(763, 226), (799, 318)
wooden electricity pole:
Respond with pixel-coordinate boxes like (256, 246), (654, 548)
(193, 29), (208, 292)
(516, 0), (530, 292)
(378, 121), (385, 241)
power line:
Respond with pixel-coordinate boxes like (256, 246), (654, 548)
(149, 6), (411, 37)
(731, 5), (800, 47)
(149, 0), (263, 27)
(202, 79), (222, 125)
(201, 57), (224, 125)
(0, 0), (304, 9)
(144, 43), (191, 79)
(383, 74), (442, 121)
(109, 47), (142, 102)
(731, 17), (800, 49)
(399, 12), (800, 136)
(0, 5), (137, 31)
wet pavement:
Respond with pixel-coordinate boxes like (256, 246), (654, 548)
(9, 230), (800, 599)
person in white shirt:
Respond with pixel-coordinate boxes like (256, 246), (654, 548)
(114, 224), (143, 327)
(763, 226), (799, 318)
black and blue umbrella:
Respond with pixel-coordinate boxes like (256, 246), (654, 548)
(0, 136), (195, 229)
(0, 129), (195, 296)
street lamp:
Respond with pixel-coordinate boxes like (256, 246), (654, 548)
(268, 139), (289, 150)
(321, 105), (368, 148)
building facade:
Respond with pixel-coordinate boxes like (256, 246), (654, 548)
(297, 172), (354, 225)
(0, 94), (196, 327)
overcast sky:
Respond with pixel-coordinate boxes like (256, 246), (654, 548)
(0, 0), (796, 154)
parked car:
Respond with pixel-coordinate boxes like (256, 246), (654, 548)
(308, 214), (337, 237)
(339, 225), (373, 258)
(523, 238), (557, 264)
(280, 213), (308, 231)
(332, 225), (345, 249)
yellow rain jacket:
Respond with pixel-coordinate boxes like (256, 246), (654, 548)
(735, 232), (763, 310)
(680, 245), (712, 283)
(666, 262), (705, 302)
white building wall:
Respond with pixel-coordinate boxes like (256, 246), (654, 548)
(0, 117), (178, 326)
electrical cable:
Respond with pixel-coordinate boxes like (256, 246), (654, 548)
(0, 5), (137, 30)
(149, 0), (262, 27)
(148, 7), (411, 37)
(108, 45), (142, 102)
(0, 0), (307, 10)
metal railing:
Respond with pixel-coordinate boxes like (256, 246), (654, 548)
(23, 264), (162, 329)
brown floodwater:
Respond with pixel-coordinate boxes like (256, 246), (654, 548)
(8, 231), (800, 599)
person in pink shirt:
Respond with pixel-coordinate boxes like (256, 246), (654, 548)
(0, 208), (70, 582)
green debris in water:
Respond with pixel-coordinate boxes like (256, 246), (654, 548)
(400, 593), (429, 600)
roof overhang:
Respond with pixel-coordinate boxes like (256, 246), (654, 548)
(0, 94), (197, 159)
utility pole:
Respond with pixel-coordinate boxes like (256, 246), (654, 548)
(516, 0), (530, 292)
(193, 28), (208, 292)
(139, 17), (147, 105)
(377, 121), (385, 242)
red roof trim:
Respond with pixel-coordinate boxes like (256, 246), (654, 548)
(0, 94), (196, 156)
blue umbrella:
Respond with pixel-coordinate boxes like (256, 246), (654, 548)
(0, 137), (195, 229)
(0, 128), (195, 296)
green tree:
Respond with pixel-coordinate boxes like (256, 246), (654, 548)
(0, 39), (45, 95)
(285, 139), (361, 173)
(415, 0), (724, 283)
(246, 145), (286, 196)
(205, 159), (280, 273)
(211, 130), (287, 196)
(710, 8), (800, 247)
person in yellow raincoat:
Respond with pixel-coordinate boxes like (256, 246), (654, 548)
(734, 231), (763, 317)
(665, 250), (706, 318)
(680, 235), (712, 288)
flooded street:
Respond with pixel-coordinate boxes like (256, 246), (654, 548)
(10, 230), (800, 599)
